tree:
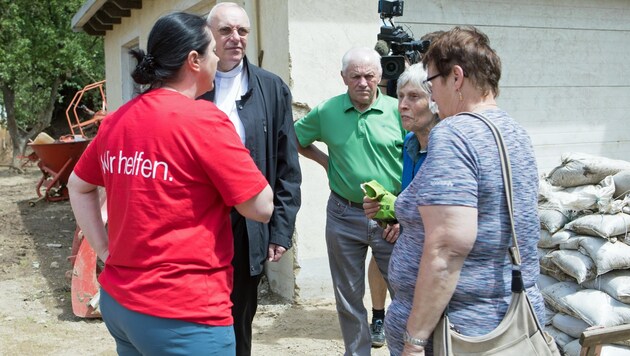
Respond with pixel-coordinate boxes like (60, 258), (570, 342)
(0, 0), (104, 171)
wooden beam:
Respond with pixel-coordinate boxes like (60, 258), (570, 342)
(109, 0), (142, 10)
(94, 11), (121, 26)
(102, 2), (131, 18)
(83, 22), (106, 36)
(87, 17), (113, 31)
(580, 324), (630, 348)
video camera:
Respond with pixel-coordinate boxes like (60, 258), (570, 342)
(377, 0), (429, 80)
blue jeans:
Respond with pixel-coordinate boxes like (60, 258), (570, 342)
(326, 192), (395, 356)
(100, 288), (235, 355)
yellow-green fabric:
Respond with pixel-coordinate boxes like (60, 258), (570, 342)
(294, 90), (405, 203)
(361, 179), (397, 223)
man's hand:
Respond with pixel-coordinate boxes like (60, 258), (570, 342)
(382, 223), (400, 243)
(267, 243), (287, 262)
(363, 196), (380, 219)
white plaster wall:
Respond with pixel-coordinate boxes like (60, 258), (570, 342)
(288, 0), (381, 107)
(104, 0), (216, 110)
(287, 0), (382, 301)
(398, 0), (630, 174)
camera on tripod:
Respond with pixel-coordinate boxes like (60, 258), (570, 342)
(377, 0), (429, 80)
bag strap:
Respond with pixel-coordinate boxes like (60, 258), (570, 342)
(463, 112), (522, 267)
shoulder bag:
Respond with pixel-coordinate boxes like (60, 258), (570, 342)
(432, 112), (561, 356)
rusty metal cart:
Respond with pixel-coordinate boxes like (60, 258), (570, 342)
(28, 137), (91, 203)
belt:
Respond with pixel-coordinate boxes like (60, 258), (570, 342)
(331, 191), (363, 209)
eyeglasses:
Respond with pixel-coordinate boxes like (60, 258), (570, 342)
(216, 26), (250, 37)
(422, 72), (443, 94)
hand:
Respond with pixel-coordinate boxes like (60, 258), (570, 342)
(267, 243), (286, 262)
(382, 223), (400, 243)
(402, 344), (425, 356)
(363, 196), (380, 219)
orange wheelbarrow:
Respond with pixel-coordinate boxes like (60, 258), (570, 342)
(28, 137), (91, 204)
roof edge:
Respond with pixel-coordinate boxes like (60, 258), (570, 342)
(71, 0), (109, 32)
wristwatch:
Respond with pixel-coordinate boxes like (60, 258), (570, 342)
(404, 331), (429, 347)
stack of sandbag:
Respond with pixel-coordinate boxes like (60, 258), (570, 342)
(536, 152), (630, 355)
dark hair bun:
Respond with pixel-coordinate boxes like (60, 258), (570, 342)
(130, 50), (157, 85)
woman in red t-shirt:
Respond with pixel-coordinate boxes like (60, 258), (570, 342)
(68, 12), (273, 355)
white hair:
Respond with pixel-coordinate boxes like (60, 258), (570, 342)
(396, 63), (429, 94)
(207, 2), (248, 25)
(341, 47), (382, 76)
(397, 63), (440, 115)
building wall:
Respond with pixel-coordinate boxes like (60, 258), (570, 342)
(286, 0), (382, 301)
(103, 0), (216, 110)
(398, 0), (630, 173)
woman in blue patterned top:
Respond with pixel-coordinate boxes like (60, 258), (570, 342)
(386, 26), (544, 355)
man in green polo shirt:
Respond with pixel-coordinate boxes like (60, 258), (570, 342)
(294, 47), (405, 355)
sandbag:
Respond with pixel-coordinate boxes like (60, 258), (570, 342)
(544, 325), (575, 351)
(600, 194), (630, 215)
(549, 249), (596, 283)
(539, 178), (563, 203)
(539, 208), (571, 234)
(541, 281), (581, 316)
(541, 177), (615, 212)
(539, 248), (574, 282)
(546, 152), (630, 188)
(577, 236), (630, 275)
(581, 269), (630, 304)
(565, 213), (630, 241)
(538, 273), (561, 291)
(558, 232), (583, 250)
(552, 313), (589, 338)
(544, 307), (556, 325)
(542, 282), (630, 327)
(538, 228), (556, 248)
(545, 229), (578, 249)
(613, 170), (630, 199)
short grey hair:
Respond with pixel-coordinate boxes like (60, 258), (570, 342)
(341, 47), (382, 76)
(397, 63), (429, 95)
(207, 2), (248, 26)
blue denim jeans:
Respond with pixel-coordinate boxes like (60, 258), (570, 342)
(100, 288), (235, 355)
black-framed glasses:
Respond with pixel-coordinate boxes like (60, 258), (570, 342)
(217, 26), (250, 37)
(422, 72), (443, 94)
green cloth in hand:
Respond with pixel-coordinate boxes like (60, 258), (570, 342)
(361, 180), (397, 225)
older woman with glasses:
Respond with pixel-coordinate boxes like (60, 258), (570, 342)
(384, 26), (544, 355)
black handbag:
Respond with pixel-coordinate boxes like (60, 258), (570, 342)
(432, 112), (560, 356)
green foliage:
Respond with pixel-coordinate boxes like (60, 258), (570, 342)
(0, 0), (104, 131)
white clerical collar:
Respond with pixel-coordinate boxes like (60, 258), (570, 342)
(217, 61), (244, 79)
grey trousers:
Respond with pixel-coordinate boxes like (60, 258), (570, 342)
(325, 192), (395, 356)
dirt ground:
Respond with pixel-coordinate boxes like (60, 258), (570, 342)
(0, 166), (390, 356)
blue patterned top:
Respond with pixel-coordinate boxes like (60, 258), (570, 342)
(385, 109), (545, 355)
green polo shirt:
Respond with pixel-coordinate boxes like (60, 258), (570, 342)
(294, 90), (405, 203)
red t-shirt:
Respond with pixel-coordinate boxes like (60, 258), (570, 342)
(73, 89), (268, 326)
